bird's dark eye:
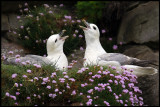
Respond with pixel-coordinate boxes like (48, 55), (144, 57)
(93, 26), (96, 30)
(55, 39), (57, 43)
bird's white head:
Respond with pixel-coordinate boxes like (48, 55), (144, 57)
(79, 19), (100, 40)
(47, 30), (69, 55)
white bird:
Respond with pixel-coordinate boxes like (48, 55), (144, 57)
(79, 20), (158, 77)
(4, 30), (69, 71)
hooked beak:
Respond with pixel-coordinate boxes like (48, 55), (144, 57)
(79, 19), (90, 30)
(60, 35), (69, 41)
(59, 30), (66, 36)
(59, 30), (69, 41)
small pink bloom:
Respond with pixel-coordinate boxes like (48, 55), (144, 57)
(14, 83), (18, 87)
(109, 37), (112, 41)
(5, 92), (10, 97)
(113, 45), (118, 50)
(12, 73), (17, 78)
(101, 29), (106, 33)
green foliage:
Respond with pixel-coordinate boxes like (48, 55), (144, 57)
(76, 1), (108, 23)
(10, 4), (84, 56)
(1, 62), (143, 106)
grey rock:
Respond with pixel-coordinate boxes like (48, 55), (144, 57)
(123, 45), (159, 68)
(1, 14), (9, 31)
(8, 14), (21, 29)
(123, 45), (159, 106)
(137, 72), (159, 106)
(117, 1), (159, 44)
(68, 49), (85, 69)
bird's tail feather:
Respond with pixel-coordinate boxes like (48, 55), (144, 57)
(132, 60), (158, 67)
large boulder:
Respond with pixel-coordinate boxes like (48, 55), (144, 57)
(137, 71), (159, 106)
(117, 1), (159, 44)
(123, 45), (159, 68)
(123, 45), (159, 106)
(1, 14), (9, 31)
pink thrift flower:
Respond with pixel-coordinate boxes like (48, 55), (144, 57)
(54, 5), (57, 8)
(39, 13), (44, 16)
(109, 37), (112, 41)
(27, 97), (30, 100)
(108, 80), (113, 83)
(16, 92), (20, 95)
(14, 102), (18, 105)
(55, 88), (59, 92)
(10, 95), (16, 100)
(1, 55), (6, 60)
(79, 93), (83, 96)
(27, 69), (31, 73)
(62, 72), (67, 75)
(34, 77), (39, 80)
(44, 4), (49, 8)
(17, 16), (21, 19)
(87, 89), (93, 93)
(23, 75), (27, 78)
(123, 89), (129, 93)
(15, 54), (20, 58)
(5, 92), (10, 97)
(87, 95), (91, 98)
(113, 45), (118, 50)
(101, 29), (106, 33)
(60, 4), (64, 7)
(24, 3), (28, 6)
(48, 11), (53, 14)
(81, 84), (85, 87)
(79, 35), (83, 38)
(88, 72), (92, 75)
(49, 93), (52, 97)
(12, 73), (17, 78)
(73, 34), (76, 37)
(52, 94), (57, 98)
(8, 51), (13, 55)
(14, 83), (18, 87)
(69, 78), (75, 82)
(52, 80), (57, 83)
(77, 20), (81, 23)
(13, 31), (17, 34)
(46, 85), (51, 89)
(24, 8), (28, 11)
(66, 85), (70, 89)
(119, 42), (123, 45)
(21, 62), (26, 65)
(36, 64), (41, 68)
(89, 78), (94, 82)
(20, 26), (24, 29)
(71, 90), (76, 95)
(104, 101), (110, 106)
(64, 75), (69, 78)
(80, 47), (84, 51)
(75, 30), (79, 33)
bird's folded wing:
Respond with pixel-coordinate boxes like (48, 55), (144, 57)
(98, 53), (141, 65)
(24, 55), (52, 65)
(98, 53), (158, 67)
(4, 55), (52, 65)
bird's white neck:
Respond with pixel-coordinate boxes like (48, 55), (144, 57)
(47, 47), (64, 58)
(84, 35), (107, 66)
(85, 36), (106, 54)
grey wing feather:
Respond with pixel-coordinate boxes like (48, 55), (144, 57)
(25, 55), (52, 65)
(4, 55), (52, 65)
(98, 53), (157, 67)
(98, 53), (140, 65)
